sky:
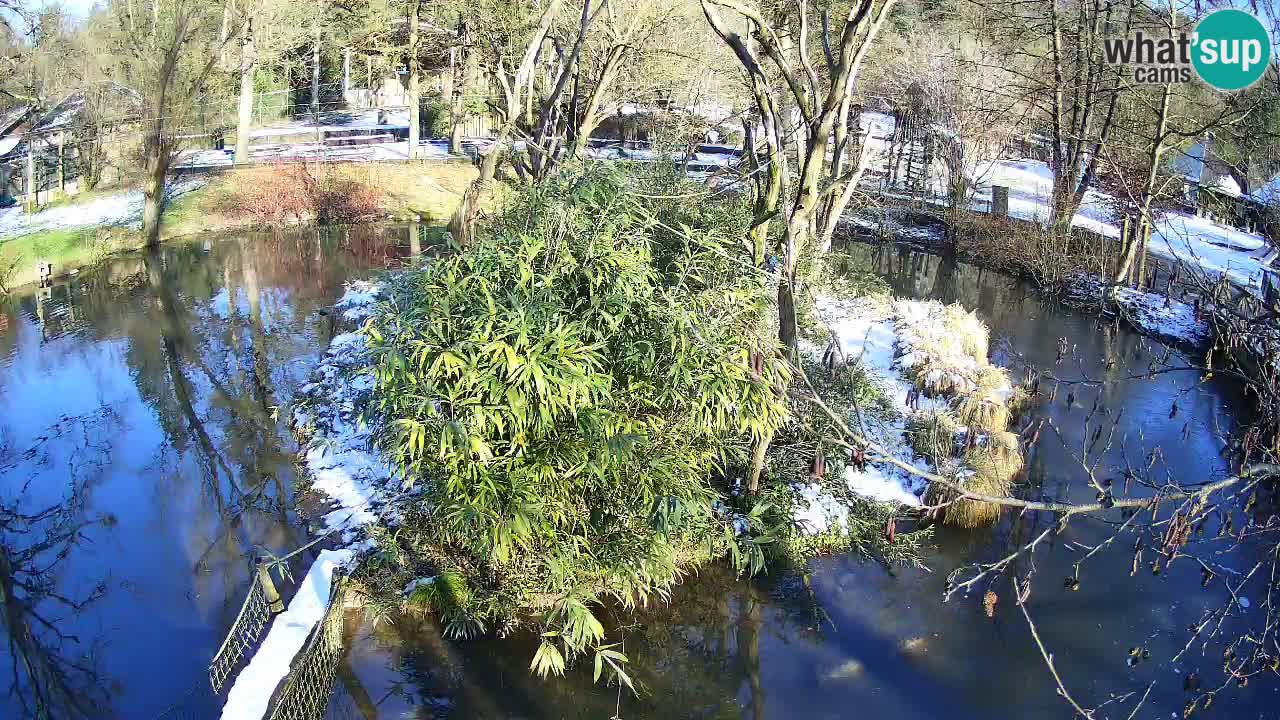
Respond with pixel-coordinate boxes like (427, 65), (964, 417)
(23, 0), (97, 16)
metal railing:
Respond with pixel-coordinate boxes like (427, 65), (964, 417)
(208, 565), (276, 693)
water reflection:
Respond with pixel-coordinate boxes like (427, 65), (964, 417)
(333, 240), (1270, 719)
(0, 224), (422, 718)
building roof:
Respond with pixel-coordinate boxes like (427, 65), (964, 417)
(1251, 175), (1280, 205)
(1170, 140), (1246, 199)
(1171, 141), (1209, 184)
(0, 105), (31, 137)
(29, 82), (143, 135)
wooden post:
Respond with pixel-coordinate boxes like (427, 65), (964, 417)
(58, 136), (65, 195)
(991, 185), (1009, 218)
(24, 147), (35, 211)
(257, 560), (285, 613)
(1135, 218), (1150, 290)
(343, 47), (351, 101)
(1117, 215), (1132, 281)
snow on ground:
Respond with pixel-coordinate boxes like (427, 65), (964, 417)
(0, 176), (206, 240)
(221, 282), (403, 720)
(1069, 276), (1210, 347)
(218, 548), (354, 720)
(796, 296), (1027, 526)
(844, 212), (946, 243)
(794, 298), (959, 532)
(292, 283), (406, 545)
(177, 138), (467, 168)
(969, 158), (1274, 293)
(177, 120), (742, 170)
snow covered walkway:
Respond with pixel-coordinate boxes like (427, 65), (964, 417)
(0, 176), (206, 241)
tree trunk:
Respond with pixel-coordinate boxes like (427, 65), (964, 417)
(448, 21), (474, 155)
(312, 2), (322, 128)
(778, 265), (799, 354)
(1112, 82), (1170, 293)
(748, 428), (773, 493)
(234, 17), (256, 165)
(407, 0), (420, 159)
(141, 118), (170, 248)
(448, 131), (507, 245)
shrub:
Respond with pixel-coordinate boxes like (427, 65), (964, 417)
(952, 214), (1112, 293)
(226, 162), (385, 225)
(364, 164), (789, 679)
(420, 97), (450, 138)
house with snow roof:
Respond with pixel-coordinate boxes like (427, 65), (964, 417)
(0, 83), (144, 206)
(0, 105), (36, 204)
(1170, 141), (1251, 222)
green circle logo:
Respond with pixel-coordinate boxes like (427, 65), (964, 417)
(1192, 9), (1271, 91)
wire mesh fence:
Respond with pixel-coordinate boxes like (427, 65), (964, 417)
(265, 575), (349, 720)
(208, 571), (273, 693)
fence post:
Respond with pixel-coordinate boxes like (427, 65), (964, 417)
(1135, 218), (1151, 290)
(991, 185), (1009, 218)
(58, 136), (65, 195)
(24, 146), (35, 211)
(257, 560), (285, 613)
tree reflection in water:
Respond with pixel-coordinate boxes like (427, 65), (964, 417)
(0, 408), (117, 719)
(0, 223), (425, 718)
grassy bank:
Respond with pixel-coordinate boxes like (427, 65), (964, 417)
(0, 160), (479, 292)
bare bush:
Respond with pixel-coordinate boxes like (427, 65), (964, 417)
(952, 214), (1111, 293)
(226, 162), (386, 226)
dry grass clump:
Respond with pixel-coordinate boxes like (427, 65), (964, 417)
(957, 394), (1011, 440)
(1005, 385), (1033, 423)
(906, 367), (965, 397)
(907, 409), (960, 461)
(926, 441), (1023, 528)
(940, 304), (990, 360)
(895, 300), (1029, 528)
(894, 300), (989, 399)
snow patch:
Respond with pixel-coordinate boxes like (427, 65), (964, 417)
(220, 281), (403, 720)
(0, 176), (206, 240)
(1070, 276), (1210, 347)
(794, 298), (961, 532)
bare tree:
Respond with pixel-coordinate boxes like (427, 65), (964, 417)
(110, 0), (236, 247)
(446, 0), (567, 244)
(701, 0), (897, 353)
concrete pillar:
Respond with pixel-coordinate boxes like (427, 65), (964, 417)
(343, 47), (351, 100)
(24, 147), (35, 211)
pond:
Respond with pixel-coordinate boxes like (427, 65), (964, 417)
(0, 223), (431, 719)
(0, 230), (1269, 719)
(328, 242), (1272, 719)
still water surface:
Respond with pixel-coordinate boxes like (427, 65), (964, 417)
(329, 243), (1273, 719)
(0, 225), (423, 718)
(0, 231), (1272, 719)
